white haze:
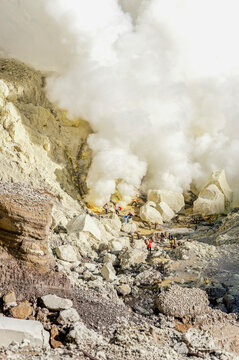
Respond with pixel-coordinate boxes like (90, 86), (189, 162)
(0, 0), (239, 205)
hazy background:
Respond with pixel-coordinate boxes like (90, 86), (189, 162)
(1, 0), (239, 205)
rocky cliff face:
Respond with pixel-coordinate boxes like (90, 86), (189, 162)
(0, 58), (91, 214)
(0, 182), (54, 268)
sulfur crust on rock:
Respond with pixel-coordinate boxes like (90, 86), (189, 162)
(0, 58), (91, 214)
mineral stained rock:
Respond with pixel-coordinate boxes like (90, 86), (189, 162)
(0, 182), (54, 268)
(10, 301), (33, 319)
(57, 308), (80, 324)
(0, 182), (72, 300)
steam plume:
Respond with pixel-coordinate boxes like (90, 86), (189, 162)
(1, 0), (239, 205)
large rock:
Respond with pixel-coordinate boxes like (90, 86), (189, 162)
(201, 169), (232, 206)
(51, 205), (68, 230)
(0, 182), (54, 268)
(67, 214), (101, 241)
(55, 245), (78, 263)
(157, 201), (175, 222)
(193, 184), (225, 215)
(0, 316), (49, 347)
(101, 263), (116, 282)
(148, 190), (185, 213)
(155, 285), (209, 319)
(57, 308), (80, 324)
(103, 253), (117, 265)
(109, 240), (123, 254)
(139, 203), (163, 224)
(117, 284), (131, 296)
(41, 294), (72, 311)
(121, 222), (137, 234)
(119, 248), (147, 270)
(101, 214), (121, 233)
(3, 291), (16, 307)
(68, 321), (105, 347)
(214, 212), (239, 245)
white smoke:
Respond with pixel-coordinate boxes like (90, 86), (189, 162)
(1, 0), (239, 205)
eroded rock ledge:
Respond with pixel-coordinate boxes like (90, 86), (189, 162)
(0, 182), (54, 268)
(0, 182), (72, 299)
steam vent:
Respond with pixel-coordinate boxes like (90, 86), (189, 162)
(0, 1), (238, 359)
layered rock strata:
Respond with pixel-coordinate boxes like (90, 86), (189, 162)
(0, 182), (54, 268)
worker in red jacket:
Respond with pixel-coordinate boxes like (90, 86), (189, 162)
(147, 236), (154, 253)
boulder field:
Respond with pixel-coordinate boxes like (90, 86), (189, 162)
(0, 59), (238, 360)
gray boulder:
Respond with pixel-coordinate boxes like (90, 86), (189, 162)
(41, 294), (72, 311)
(155, 285), (209, 319)
(57, 308), (80, 324)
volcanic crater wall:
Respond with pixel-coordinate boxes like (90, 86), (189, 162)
(0, 58), (92, 207)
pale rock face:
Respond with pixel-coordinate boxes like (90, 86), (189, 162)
(101, 263), (116, 282)
(148, 190), (185, 213)
(117, 284), (131, 296)
(139, 203), (163, 224)
(0, 317), (49, 348)
(55, 245), (78, 263)
(51, 205), (68, 230)
(193, 184), (225, 215)
(157, 201), (175, 222)
(68, 321), (105, 347)
(119, 248), (147, 270)
(101, 214), (121, 233)
(67, 214), (101, 241)
(110, 240), (123, 254)
(145, 200), (156, 207)
(121, 222), (137, 233)
(57, 308), (80, 324)
(115, 237), (131, 249)
(84, 263), (97, 272)
(200, 169), (232, 206)
(41, 294), (72, 311)
(0, 59), (89, 220)
(75, 232), (94, 257)
(103, 253), (117, 265)
(3, 291), (16, 306)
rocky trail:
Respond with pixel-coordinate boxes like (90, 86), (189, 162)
(0, 184), (239, 360)
(0, 59), (239, 359)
